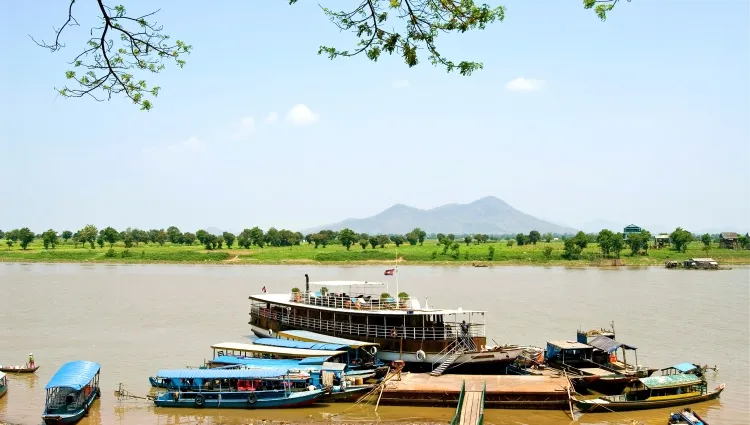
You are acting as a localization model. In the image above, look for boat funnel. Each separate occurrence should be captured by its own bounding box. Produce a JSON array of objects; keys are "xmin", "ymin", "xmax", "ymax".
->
[{"xmin": 305, "ymin": 274, "xmax": 310, "ymax": 293}]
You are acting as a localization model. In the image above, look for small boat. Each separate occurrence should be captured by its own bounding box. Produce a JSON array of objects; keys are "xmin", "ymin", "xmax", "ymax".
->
[
  {"xmin": 668, "ymin": 407, "xmax": 709, "ymax": 424},
  {"xmin": 151, "ymin": 367, "xmax": 326, "ymax": 408},
  {"xmin": 576, "ymin": 325, "xmax": 658, "ymax": 378},
  {"xmin": 0, "ymin": 364, "xmax": 40, "ymax": 373},
  {"xmin": 42, "ymin": 360, "xmax": 101, "ymax": 425},
  {"xmin": 572, "ymin": 374, "xmax": 725, "ymax": 413},
  {"xmin": 0, "ymin": 372, "xmax": 7, "ymax": 399},
  {"xmin": 545, "ymin": 340, "xmax": 636, "ymax": 395}
]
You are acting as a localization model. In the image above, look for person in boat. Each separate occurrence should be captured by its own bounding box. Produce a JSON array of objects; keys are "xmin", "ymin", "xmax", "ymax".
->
[{"xmin": 28, "ymin": 353, "xmax": 34, "ymax": 368}]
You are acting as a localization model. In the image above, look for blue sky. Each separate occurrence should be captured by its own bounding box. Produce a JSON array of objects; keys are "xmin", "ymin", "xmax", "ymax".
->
[{"xmin": 1, "ymin": 0, "xmax": 748, "ymax": 234}]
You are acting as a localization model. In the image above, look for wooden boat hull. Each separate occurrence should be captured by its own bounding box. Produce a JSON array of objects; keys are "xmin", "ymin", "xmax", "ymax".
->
[
  {"xmin": 574, "ymin": 388, "xmax": 724, "ymax": 413},
  {"xmin": 326, "ymin": 385, "xmax": 374, "ymax": 402},
  {"xmin": 669, "ymin": 408, "xmax": 709, "ymax": 424},
  {"xmin": 0, "ymin": 385, "xmax": 7, "ymax": 399},
  {"xmin": 0, "ymin": 365, "xmax": 40, "ymax": 373},
  {"xmin": 153, "ymin": 389, "xmax": 324, "ymax": 409}
]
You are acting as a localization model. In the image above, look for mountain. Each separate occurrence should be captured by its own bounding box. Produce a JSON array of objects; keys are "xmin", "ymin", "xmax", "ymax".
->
[{"xmin": 304, "ymin": 197, "xmax": 578, "ymax": 235}]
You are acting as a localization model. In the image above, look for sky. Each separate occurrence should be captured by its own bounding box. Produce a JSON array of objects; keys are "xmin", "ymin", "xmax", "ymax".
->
[{"xmin": 1, "ymin": 0, "xmax": 748, "ymax": 234}]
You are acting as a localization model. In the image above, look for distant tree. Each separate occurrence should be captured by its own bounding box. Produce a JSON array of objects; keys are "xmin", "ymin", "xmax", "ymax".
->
[
  {"xmin": 739, "ymin": 233, "xmax": 750, "ymax": 250},
  {"xmin": 359, "ymin": 238, "xmax": 368, "ymax": 249},
  {"xmin": 436, "ymin": 233, "xmax": 446, "ymax": 244},
  {"xmin": 542, "ymin": 232, "xmax": 554, "ymax": 243},
  {"xmin": 543, "ymin": 246, "xmax": 553, "ymax": 259},
  {"xmin": 338, "ymin": 228, "xmax": 358, "ymax": 250},
  {"xmin": 42, "ymin": 229, "xmax": 58, "ymax": 249},
  {"xmin": 0, "ymin": 230, "xmax": 4, "ymax": 239},
  {"xmin": 464, "ymin": 235, "xmax": 472, "ymax": 246},
  {"xmin": 249, "ymin": 227, "xmax": 265, "ymax": 247},
  {"xmin": 669, "ymin": 227, "xmax": 693, "ymax": 252},
  {"xmin": 78, "ymin": 225, "xmax": 98, "ymax": 249},
  {"xmin": 216, "ymin": 236, "xmax": 224, "ymax": 249},
  {"xmin": 563, "ymin": 239, "xmax": 582, "ymax": 260},
  {"xmin": 167, "ymin": 226, "xmax": 182, "ymax": 244},
  {"xmin": 572, "ymin": 231, "xmax": 588, "ymax": 250},
  {"xmin": 203, "ymin": 233, "xmax": 217, "ymax": 250},
  {"xmin": 391, "ymin": 235, "xmax": 405, "ymax": 247},
  {"xmin": 597, "ymin": 229, "xmax": 615, "ymax": 257},
  {"xmin": 405, "ymin": 231, "xmax": 419, "ymax": 246},
  {"xmin": 101, "ymin": 226, "xmax": 119, "ymax": 248},
  {"xmin": 701, "ymin": 233, "xmax": 711, "ymax": 248},
  {"xmin": 294, "ymin": 232, "xmax": 304, "ymax": 245},
  {"xmin": 17, "ymin": 227, "xmax": 35, "ymax": 250},
  {"xmin": 376, "ymin": 234, "xmax": 391, "ymax": 248},
  {"xmin": 447, "ymin": 234, "xmax": 455, "ymax": 241},
  {"xmin": 610, "ymin": 233, "xmax": 624, "ymax": 258},
  {"xmin": 148, "ymin": 229, "xmax": 160, "ymax": 244},
  {"xmin": 196, "ymin": 229, "xmax": 208, "ymax": 245},
  {"xmin": 411, "ymin": 228, "xmax": 427, "ymax": 245},
  {"xmin": 222, "ymin": 232, "xmax": 235, "ymax": 249},
  {"xmin": 96, "ymin": 236, "xmax": 105, "ymax": 248},
  {"xmin": 310, "ymin": 233, "xmax": 327, "ymax": 249},
  {"xmin": 487, "ymin": 245, "xmax": 495, "ymax": 260},
  {"xmin": 154, "ymin": 229, "xmax": 168, "ymax": 246},
  {"xmin": 626, "ymin": 232, "xmax": 650, "ymax": 256},
  {"xmin": 6, "ymin": 229, "xmax": 20, "ymax": 242},
  {"xmin": 182, "ymin": 232, "xmax": 196, "ymax": 246},
  {"xmin": 450, "ymin": 242, "xmax": 460, "ymax": 259},
  {"xmin": 507, "ymin": 239, "xmax": 515, "ymax": 247},
  {"xmin": 237, "ymin": 229, "xmax": 252, "ymax": 248},
  {"xmin": 265, "ymin": 227, "xmax": 281, "ymax": 247},
  {"xmin": 5, "ymin": 239, "xmax": 13, "ymax": 250},
  {"xmin": 123, "ymin": 231, "xmax": 134, "ymax": 248},
  {"xmin": 61, "ymin": 230, "xmax": 73, "ymax": 242},
  {"xmin": 131, "ymin": 229, "xmax": 149, "ymax": 245},
  {"xmin": 369, "ymin": 236, "xmax": 378, "ymax": 249},
  {"xmin": 304, "ymin": 233, "xmax": 313, "ymax": 245},
  {"xmin": 515, "ymin": 233, "xmax": 527, "ymax": 246},
  {"xmin": 528, "ymin": 230, "xmax": 541, "ymax": 245}
]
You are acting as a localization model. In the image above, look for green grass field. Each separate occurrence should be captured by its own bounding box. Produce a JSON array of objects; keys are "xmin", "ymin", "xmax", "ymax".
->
[{"xmin": 1, "ymin": 238, "xmax": 748, "ymax": 266}]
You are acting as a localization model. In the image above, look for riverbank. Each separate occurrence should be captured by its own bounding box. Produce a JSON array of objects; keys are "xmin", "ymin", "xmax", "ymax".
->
[{"xmin": 1, "ymin": 240, "xmax": 749, "ymax": 266}]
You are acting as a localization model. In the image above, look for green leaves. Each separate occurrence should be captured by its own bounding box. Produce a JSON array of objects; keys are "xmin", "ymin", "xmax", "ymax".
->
[
  {"xmin": 310, "ymin": 0, "xmax": 505, "ymax": 76},
  {"xmin": 583, "ymin": 0, "xmax": 630, "ymax": 21}
]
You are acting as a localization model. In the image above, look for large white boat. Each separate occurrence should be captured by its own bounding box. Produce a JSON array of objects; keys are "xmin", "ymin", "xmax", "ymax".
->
[{"xmin": 248, "ymin": 275, "xmax": 532, "ymax": 375}]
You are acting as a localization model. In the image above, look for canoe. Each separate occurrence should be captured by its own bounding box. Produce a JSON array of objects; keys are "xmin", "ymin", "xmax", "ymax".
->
[
  {"xmin": 0, "ymin": 364, "xmax": 40, "ymax": 373},
  {"xmin": 668, "ymin": 407, "xmax": 709, "ymax": 424}
]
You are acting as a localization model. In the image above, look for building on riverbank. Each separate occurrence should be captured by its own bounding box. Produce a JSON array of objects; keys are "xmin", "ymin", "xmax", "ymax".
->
[{"xmin": 719, "ymin": 232, "xmax": 739, "ymax": 249}]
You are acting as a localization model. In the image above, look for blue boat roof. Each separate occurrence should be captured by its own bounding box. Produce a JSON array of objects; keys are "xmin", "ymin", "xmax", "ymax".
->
[
  {"xmin": 156, "ymin": 368, "xmax": 291, "ymax": 379},
  {"xmin": 671, "ymin": 362, "xmax": 698, "ymax": 373},
  {"xmin": 252, "ymin": 338, "xmax": 348, "ymax": 351},
  {"xmin": 45, "ymin": 361, "xmax": 101, "ymax": 390},
  {"xmin": 278, "ymin": 330, "xmax": 378, "ymax": 348}
]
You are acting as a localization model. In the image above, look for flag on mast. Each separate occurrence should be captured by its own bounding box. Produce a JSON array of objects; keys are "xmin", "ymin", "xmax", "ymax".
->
[
  {"xmin": 262, "ymin": 286, "xmax": 267, "ymax": 293},
  {"xmin": 384, "ymin": 269, "xmax": 395, "ymax": 276}
]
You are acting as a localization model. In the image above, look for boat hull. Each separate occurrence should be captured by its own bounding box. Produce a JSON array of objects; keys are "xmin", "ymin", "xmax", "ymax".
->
[
  {"xmin": 154, "ymin": 390, "xmax": 324, "ymax": 409},
  {"xmin": 1, "ymin": 365, "xmax": 40, "ymax": 373},
  {"xmin": 0, "ymin": 386, "xmax": 6, "ymax": 399},
  {"xmin": 574, "ymin": 389, "xmax": 724, "ymax": 413},
  {"xmin": 326, "ymin": 385, "xmax": 374, "ymax": 402},
  {"xmin": 42, "ymin": 396, "xmax": 99, "ymax": 425}
]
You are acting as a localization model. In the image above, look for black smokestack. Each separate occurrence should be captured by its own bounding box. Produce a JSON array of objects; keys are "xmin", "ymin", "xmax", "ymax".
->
[{"xmin": 305, "ymin": 274, "xmax": 309, "ymax": 293}]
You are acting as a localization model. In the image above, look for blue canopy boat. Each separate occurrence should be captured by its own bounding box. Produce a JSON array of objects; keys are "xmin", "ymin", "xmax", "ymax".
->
[
  {"xmin": 151, "ymin": 368, "xmax": 326, "ymax": 409},
  {"xmin": 0, "ymin": 372, "xmax": 7, "ymax": 399},
  {"xmin": 42, "ymin": 361, "xmax": 101, "ymax": 425},
  {"xmin": 265, "ymin": 330, "xmax": 386, "ymax": 371}
]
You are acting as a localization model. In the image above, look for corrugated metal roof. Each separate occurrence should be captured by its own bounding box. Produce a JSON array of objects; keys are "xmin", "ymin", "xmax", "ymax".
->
[
  {"xmin": 211, "ymin": 342, "xmax": 345, "ymax": 358},
  {"xmin": 45, "ymin": 361, "xmax": 101, "ymax": 390},
  {"xmin": 671, "ymin": 362, "xmax": 698, "ymax": 373},
  {"xmin": 210, "ymin": 356, "xmax": 346, "ymax": 372},
  {"xmin": 156, "ymin": 368, "xmax": 291, "ymax": 379},
  {"xmin": 278, "ymin": 330, "xmax": 379, "ymax": 348},
  {"xmin": 587, "ymin": 335, "xmax": 622, "ymax": 353},
  {"xmin": 252, "ymin": 338, "xmax": 348, "ymax": 351},
  {"xmin": 547, "ymin": 340, "xmax": 591, "ymax": 350},
  {"xmin": 639, "ymin": 374, "xmax": 702, "ymax": 389}
]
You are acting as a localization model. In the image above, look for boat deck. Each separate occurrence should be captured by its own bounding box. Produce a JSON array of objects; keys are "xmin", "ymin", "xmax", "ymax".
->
[
  {"xmin": 379, "ymin": 373, "xmax": 569, "ymax": 409},
  {"xmin": 579, "ymin": 367, "xmax": 616, "ymax": 376}
]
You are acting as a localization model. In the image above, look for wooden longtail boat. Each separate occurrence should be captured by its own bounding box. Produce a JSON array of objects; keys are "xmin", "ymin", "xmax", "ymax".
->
[
  {"xmin": 572, "ymin": 374, "xmax": 725, "ymax": 413},
  {"xmin": 668, "ymin": 407, "xmax": 709, "ymax": 424},
  {"xmin": 0, "ymin": 364, "xmax": 40, "ymax": 373}
]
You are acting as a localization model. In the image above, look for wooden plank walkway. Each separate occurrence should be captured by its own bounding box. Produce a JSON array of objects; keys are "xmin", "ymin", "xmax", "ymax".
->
[{"xmin": 459, "ymin": 391, "xmax": 483, "ymax": 425}]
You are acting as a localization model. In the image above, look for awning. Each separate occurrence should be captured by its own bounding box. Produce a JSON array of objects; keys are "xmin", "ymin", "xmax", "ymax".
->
[{"xmin": 639, "ymin": 374, "xmax": 702, "ymax": 389}]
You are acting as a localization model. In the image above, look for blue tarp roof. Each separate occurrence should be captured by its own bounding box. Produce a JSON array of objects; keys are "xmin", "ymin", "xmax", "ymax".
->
[
  {"xmin": 156, "ymin": 368, "xmax": 290, "ymax": 379},
  {"xmin": 297, "ymin": 356, "xmax": 333, "ymax": 365},
  {"xmin": 211, "ymin": 356, "xmax": 347, "ymax": 372},
  {"xmin": 278, "ymin": 330, "xmax": 378, "ymax": 348},
  {"xmin": 252, "ymin": 338, "xmax": 348, "ymax": 351},
  {"xmin": 671, "ymin": 362, "xmax": 698, "ymax": 373},
  {"xmin": 45, "ymin": 361, "xmax": 101, "ymax": 390}
]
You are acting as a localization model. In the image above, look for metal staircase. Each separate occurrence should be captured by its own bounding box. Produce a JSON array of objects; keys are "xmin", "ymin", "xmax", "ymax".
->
[{"xmin": 431, "ymin": 336, "xmax": 476, "ymax": 376}]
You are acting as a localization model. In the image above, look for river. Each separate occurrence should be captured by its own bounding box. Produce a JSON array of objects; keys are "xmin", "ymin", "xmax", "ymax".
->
[{"xmin": 0, "ymin": 263, "xmax": 747, "ymax": 425}]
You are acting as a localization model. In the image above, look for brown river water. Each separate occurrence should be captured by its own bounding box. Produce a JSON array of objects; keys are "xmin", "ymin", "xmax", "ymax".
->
[{"xmin": 0, "ymin": 263, "xmax": 747, "ymax": 425}]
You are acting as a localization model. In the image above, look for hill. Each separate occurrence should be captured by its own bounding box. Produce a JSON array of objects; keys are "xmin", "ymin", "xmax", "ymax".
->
[{"xmin": 304, "ymin": 196, "xmax": 578, "ymax": 235}]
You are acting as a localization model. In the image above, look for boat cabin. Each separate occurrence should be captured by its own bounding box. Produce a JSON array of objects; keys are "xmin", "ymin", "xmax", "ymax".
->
[
  {"xmin": 43, "ymin": 361, "xmax": 101, "ymax": 424},
  {"xmin": 661, "ymin": 363, "xmax": 702, "ymax": 377},
  {"xmin": 209, "ymin": 342, "xmax": 348, "ymax": 364},
  {"xmin": 606, "ymin": 374, "xmax": 707, "ymax": 402},
  {"xmin": 545, "ymin": 340, "xmax": 594, "ymax": 366},
  {"xmin": 273, "ymin": 330, "xmax": 382, "ymax": 367},
  {"xmin": 249, "ymin": 279, "xmax": 487, "ymax": 356}
]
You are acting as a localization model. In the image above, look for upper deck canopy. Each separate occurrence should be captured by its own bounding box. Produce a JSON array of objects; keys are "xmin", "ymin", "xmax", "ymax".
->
[
  {"xmin": 666, "ymin": 362, "xmax": 699, "ymax": 373},
  {"xmin": 211, "ymin": 342, "xmax": 346, "ymax": 358},
  {"xmin": 638, "ymin": 374, "xmax": 702, "ymax": 389},
  {"xmin": 211, "ymin": 356, "xmax": 344, "ymax": 370},
  {"xmin": 277, "ymin": 330, "xmax": 379, "ymax": 348},
  {"xmin": 310, "ymin": 281, "xmax": 386, "ymax": 287},
  {"xmin": 587, "ymin": 335, "xmax": 637, "ymax": 353},
  {"xmin": 249, "ymin": 293, "xmax": 485, "ymax": 316},
  {"xmin": 251, "ymin": 337, "xmax": 349, "ymax": 351},
  {"xmin": 156, "ymin": 368, "xmax": 291, "ymax": 380},
  {"xmin": 45, "ymin": 360, "xmax": 101, "ymax": 390}
]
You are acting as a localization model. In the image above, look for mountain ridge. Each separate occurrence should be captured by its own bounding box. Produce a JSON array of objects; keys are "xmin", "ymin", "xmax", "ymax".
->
[{"xmin": 303, "ymin": 196, "xmax": 579, "ymax": 235}]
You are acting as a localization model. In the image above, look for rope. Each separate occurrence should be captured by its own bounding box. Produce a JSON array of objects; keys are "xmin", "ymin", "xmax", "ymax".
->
[{"xmin": 334, "ymin": 365, "xmax": 403, "ymax": 416}]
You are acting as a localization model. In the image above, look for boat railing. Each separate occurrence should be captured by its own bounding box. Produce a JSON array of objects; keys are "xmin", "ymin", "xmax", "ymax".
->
[
  {"xmin": 290, "ymin": 291, "xmax": 423, "ymax": 311},
  {"xmin": 255, "ymin": 307, "xmax": 485, "ymax": 340}
]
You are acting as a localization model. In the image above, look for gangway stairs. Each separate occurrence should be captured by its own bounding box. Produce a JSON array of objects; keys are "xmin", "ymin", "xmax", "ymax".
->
[
  {"xmin": 450, "ymin": 380, "xmax": 486, "ymax": 425},
  {"xmin": 430, "ymin": 336, "xmax": 476, "ymax": 376}
]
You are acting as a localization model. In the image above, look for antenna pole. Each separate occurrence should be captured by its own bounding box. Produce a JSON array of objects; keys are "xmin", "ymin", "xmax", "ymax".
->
[{"xmin": 395, "ymin": 246, "xmax": 399, "ymax": 299}]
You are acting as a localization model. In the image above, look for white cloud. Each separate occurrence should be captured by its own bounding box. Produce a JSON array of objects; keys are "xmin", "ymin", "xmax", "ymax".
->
[
  {"xmin": 506, "ymin": 77, "xmax": 546, "ymax": 91},
  {"xmin": 265, "ymin": 112, "xmax": 279, "ymax": 124},
  {"xmin": 285, "ymin": 104, "xmax": 320, "ymax": 126},
  {"xmin": 230, "ymin": 116, "xmax": 256, "ymax": 140},
  {"xmin": 392, "ymin": 79, "xmax": 411, "ymax": 89}
]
